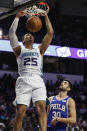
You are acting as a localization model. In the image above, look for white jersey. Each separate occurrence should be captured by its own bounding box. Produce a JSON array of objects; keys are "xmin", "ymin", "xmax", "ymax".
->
[{"xmin": 17, "ymin": 47, "xmax": 43, "ymax": 76}]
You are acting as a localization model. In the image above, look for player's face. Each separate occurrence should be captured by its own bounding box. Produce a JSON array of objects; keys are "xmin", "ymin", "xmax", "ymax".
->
[
  {"xmin": 23, "ymin": 33, "xmax": 34, "ymax": 44},
  {"xmin": 59, "ymin": 80, "xmax": 70, "ymax": 91}
]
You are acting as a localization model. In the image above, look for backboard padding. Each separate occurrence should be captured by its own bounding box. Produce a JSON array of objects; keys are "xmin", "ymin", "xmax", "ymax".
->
[{"xmin": 0, "ymin": 0, "xmax": 45, "ymax": 20}]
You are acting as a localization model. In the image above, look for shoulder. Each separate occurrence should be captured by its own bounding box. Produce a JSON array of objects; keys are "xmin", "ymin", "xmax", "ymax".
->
[
  {"xmin": 36, "ymin": 46, "xmax": 40, "ymax": 50},
  {"xmin": 48, "ymin": 96, "xmax": 54, "ymax": 102},
  {"xmin": 67, "ymin": 97, "xmax": 76, "ymax": 107},
  {"xmin": 46, "ymin": 96, "xmax": 54, "ymax": 106},
  {"xmin": 34, "ymin": 46, "xmax": 40, "ymax": 52},
  {"xmin": 68, "ymin": 97, "xmax": 75, "ymax": 103},
  {"xmin": 38, "ymin": 44, "xmax": 44, "ymax": 56}
]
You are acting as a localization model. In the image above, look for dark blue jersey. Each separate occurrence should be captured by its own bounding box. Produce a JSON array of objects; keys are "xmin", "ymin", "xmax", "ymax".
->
[{"xmin": 47, "ymin": 96, "xmax": 70, "ymax": 131}]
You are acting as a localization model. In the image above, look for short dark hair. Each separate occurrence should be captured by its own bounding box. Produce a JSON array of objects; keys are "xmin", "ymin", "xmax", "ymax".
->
[{"xmin": 63, "ymin": 79, "xmax": 73, "ymax": 89}]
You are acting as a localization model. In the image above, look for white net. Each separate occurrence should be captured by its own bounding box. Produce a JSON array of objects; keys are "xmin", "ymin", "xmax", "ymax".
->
[
  {"xmin": 24, "ymin": 2, "xmax": 49, "ymax": 18},
  {"xmin": 24, "ymin": 5, "xmax": 45, "ymax": 17}
]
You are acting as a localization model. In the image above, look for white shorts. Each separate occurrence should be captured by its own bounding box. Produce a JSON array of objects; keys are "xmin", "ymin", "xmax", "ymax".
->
[{"xmin": 13, "ymin": 74, "xmax": 47, "ymax": 107}]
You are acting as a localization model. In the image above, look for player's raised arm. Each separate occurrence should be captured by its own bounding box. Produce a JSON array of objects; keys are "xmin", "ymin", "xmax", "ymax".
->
[
  {"xmin": 9, "ymin": 11, "xmax": 25, "ymax": 57},
  {"xmin": 39, "ymin": 12, "xmax": 54, "ymax": 55},
  {"xmin": 67, "ymin": 98, "xmax": 76, "ymax": 124}
]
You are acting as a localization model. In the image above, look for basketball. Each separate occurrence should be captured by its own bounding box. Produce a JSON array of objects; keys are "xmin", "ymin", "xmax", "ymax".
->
[{"xmin": 26, "ymin": 16, "xmax": 42, "ymax": 32}]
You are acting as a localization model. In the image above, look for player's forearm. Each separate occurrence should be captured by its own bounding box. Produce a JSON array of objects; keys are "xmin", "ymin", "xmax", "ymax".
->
[
  {"xmin": 9, "ymin": 17, "xmax": 20, "ymax": 49},
  {"xmin": 9, "ymin": 17, "xmax": 19, "ymax": 34},
  {"xmin": 45, "ymin": 15, "xmax": 53, "ymax": 35},
  {"xmin": 56, "ymin": 117, "xmax": 76, "ymax": 125}
]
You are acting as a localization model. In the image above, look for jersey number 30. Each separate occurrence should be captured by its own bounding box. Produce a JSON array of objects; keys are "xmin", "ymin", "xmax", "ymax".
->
[
  {"xmin": 24, "ymin": 58, "xmax": 37, "ymax": 66},
  {"xmin": 52, "ymin": 111, "xmax": 61, "ymax": 119}
]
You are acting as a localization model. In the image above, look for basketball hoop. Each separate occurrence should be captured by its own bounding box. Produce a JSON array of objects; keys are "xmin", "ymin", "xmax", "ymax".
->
[{"xmin": 24, "ymin": 2, "xmax": 50, "ymax": 18}]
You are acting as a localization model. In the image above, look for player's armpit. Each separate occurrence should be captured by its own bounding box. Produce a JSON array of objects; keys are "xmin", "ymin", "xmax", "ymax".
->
[
  {"xmin": 48, "ymin": 96, "xmax": 53, "ymax": 102},
  {"xmin": 13, "ymin": 46, "xmax": 21, "ymax": 57}
]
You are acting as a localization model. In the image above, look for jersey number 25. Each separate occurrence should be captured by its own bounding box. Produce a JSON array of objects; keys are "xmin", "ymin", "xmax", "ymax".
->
[{"xmin": 24, "ymin": 57, "xmax": 37, "ymax": 66}]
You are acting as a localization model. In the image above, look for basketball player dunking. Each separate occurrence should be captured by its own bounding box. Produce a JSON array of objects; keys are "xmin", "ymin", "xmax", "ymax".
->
[
  {"xmin": 9, "ymin": 11, "xmax": 53, "ymax": 131},
  {"xmin": 47, "ymin": 79, "xmax": 76, "ymax": 131}
]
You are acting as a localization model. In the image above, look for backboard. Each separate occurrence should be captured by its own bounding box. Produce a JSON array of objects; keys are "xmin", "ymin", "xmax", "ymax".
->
[{"xmin": 0, "ymin": 0, "xmax": 45, "ymax": 20}]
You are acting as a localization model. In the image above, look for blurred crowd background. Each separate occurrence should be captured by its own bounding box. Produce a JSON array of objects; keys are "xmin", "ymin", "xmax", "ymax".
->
[{"xmin": 0, "ymin": 73, "xmax": 87, "ymax": 131}]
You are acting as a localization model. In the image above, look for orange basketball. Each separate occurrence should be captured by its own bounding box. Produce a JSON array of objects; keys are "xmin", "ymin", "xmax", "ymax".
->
[{"xmin": 26, "ymin": 16, "xmax": 42, "ymax": 32}]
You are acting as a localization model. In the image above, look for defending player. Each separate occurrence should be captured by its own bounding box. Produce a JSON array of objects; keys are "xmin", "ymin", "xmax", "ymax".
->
[
  {"xmin": 47, "ymin": 79, "xmax": 76, "ymax": 131},
  {"xmin": 9, "ymin": 11, "xmax": 53, "ymax": 131}
]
